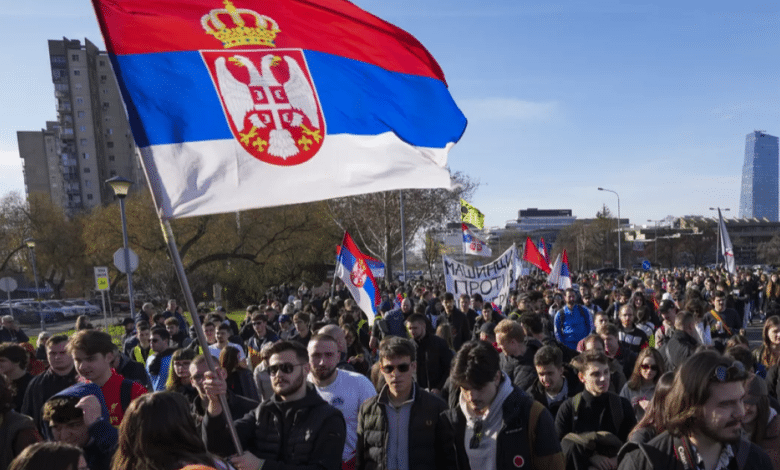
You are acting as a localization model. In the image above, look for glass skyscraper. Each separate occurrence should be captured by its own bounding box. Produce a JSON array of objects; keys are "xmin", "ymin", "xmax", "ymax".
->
[{"xmin": 739, "ymin": 131, "xmax": 779, "ymax": 221}]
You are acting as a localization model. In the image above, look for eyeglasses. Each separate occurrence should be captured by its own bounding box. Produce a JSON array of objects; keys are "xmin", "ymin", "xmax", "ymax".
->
[
  {"xmin": 252, "ymin": 321, "xmax": 266, "ymax": 325},
  {"xmin": 712, "ymin": 361, "xmax": 746, "ymax": 382},
  {"xmin": 381, "ymin": 363, "xmax": 411, "ymax": 374},
  {"xmin": 469, "ymin": 419, "xmax": 484, "ymax": 449},
  {"xmin": 267, "ymin": 362, "xmax": 305, "ymax": 375},
  {"xmin": 640, "ymin": 364, "xmax": 659, "ymax": 371}
]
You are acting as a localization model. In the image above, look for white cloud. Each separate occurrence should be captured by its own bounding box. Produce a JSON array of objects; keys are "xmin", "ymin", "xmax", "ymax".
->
[{"xmin": 459, "ymin": 98, "xmax": 559, "ymax": 121}]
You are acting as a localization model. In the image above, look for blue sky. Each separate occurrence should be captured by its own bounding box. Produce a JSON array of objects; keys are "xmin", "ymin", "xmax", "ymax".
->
[{"xmin": 1, "ymin": 0, "xmax": 778, "ymax": 228}]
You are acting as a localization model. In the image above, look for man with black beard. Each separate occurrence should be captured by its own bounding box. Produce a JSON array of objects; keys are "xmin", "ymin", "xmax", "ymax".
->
[
  {"xmin": 203, "ymin": 340, "xmax": 346, "ymax": 469},
  {"xmin": 308, "ymin": 334, "xmax": 376, "ymax": 468}
]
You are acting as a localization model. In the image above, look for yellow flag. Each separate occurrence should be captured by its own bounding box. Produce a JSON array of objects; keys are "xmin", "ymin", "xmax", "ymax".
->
[{"xmin": 460, "ymin": 199, "xmax": 485, "ymax": 229}]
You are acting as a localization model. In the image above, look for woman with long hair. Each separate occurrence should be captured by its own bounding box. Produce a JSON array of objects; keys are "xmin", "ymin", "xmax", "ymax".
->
[
  {"xmin": 220, "ymin": 346, "xmax": 259, "ymax": 401},
  {"xmin": 628, "ymin": 371, "xmax": 674, "ymax": 444},
  {"xmin": 765, "ymin": 273, "xmax": 780, "ymax": 314},
  {"xmin": 341, "ymin": 324, "xmax": 371, "ymax": 376},
  {"xmin": 742, "ymin": 374, "xmax": 780, "ymax": 469},
  {"xmin": 112, "ymin": 392, "xmax": 232, "ymax": 470},
  {"xmin": 620, "ymin": 347, "xmax": 666, "ymax": 421},
  {"xmin": 165, "ymin": 348, "xmax": 197, "ymax": 402},
  {"xmin": 754, "ymin": 316, "xmax": 780, "ymax": 369}
]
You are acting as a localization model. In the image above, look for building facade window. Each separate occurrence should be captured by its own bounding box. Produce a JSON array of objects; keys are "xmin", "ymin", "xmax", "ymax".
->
[
  {"xmin": 87, "ymin": 194, "xmax": 93, "ymax": 200},
  {"xmin": 84, "ymin": 168, "xmax": 90, "ymax": 173},
  {"xmin": 71, "ymin": 54, "xmax": 80, "ymax": 61},
  {"xmin": 73, "ymin": 70, "xmax": 80, "ymax": 76}
]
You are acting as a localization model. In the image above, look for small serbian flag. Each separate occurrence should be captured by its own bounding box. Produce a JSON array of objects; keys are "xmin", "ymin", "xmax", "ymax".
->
[
  {"xmin": 462, "ymin": 224, "xmax": 492, "ymax": 257},
  {"xmin": 91, "ymin": 0, "xmax": 467, "ymax": 219},
  {"xmin": 559, "ymin": 249, "xmax": 572, "ymax": 289},
  {"xmin": 335, "ymin": 232, "xmax": 380, "ymax": 325},
  {"xmin": 336, "ymin": 245, "xmax": 385, "ymax": 278},
  {"xmin": 538, "ymin": 237, "xmax": 551, "ymax": 267}
]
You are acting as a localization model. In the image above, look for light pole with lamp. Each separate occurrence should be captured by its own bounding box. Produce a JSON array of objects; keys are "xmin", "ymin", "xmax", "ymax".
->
[
  {"xmin": 709, "ymin": 207, "xmax": 730, "ymax": 266},
  {"xmin": 106, "ymin": 176, "xmax": 136, "ymax": 320},
  {"xmin": 598, "ymin": 187, "xmax": 622, "ymax": 270},
  {"xmin": 24, "ymin": 238, "xmax": 44, "ymax": 332}
]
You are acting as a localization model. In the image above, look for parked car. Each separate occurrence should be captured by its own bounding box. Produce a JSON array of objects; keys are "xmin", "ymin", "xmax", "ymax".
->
[
  {"xmin": 1, "ymin": 304, "xmax": 58, "ymax": 324},
  {"xmin": 41, "ymin": 300, "xmax": 80, "ymax": 320},
  {"xmin": 68, "ymin": 299, "xmax": 102, "ymax": 316}
]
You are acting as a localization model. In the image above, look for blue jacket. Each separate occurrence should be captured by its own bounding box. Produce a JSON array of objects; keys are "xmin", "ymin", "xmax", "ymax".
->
[
  {"xmin": 554, "ymin": 305, "xmax": 593, "ymax": 350},
  {"xmin": 52, "ymin": 383, "xmax": 118, "ymax": 470}
]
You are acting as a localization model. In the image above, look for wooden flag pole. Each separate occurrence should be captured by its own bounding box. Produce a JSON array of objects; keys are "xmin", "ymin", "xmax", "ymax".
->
[{"xmin": 159, "ymin": 218, "xmax": 243, "ymax": 456}]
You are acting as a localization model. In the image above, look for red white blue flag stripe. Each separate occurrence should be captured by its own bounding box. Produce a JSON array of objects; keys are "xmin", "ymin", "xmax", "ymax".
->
[{"xmin": 91, "ymin": 0, "xmax": 467, "ymax": 218}]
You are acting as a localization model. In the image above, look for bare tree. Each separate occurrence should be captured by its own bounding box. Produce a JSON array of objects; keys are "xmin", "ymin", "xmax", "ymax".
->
[{"xmin": 327, "ymin": 171, "xmax": 477, "ymax": 284}]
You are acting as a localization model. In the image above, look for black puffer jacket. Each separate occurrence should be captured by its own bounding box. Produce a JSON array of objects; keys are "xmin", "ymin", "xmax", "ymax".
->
[
  {"xmin": 618, "ymin": 431, "xmax": 772, "ymax": 470},
  {"xmin": 204, "ymin": 385, "xmax": 345, "ymax": 470},
  {"xmin": 356, "ymin": 383, "xmax": 457, "ymax": 470}
]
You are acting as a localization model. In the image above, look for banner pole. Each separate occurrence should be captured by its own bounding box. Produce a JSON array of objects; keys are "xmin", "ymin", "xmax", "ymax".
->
[{"xmin": 159, "ymin": 218, "xmax": 243, "ymax": 456}]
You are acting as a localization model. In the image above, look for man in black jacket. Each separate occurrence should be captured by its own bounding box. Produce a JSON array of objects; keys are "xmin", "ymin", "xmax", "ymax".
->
[
  {"xmin": 406, "ymin": 314, "xmax": 452, "ymax": 394},
  {"xmin": 527, "ymin": 345, "xmax": 582, "ymax": 419},
  {"xmin": 202, "ymin": 340, "xmax": 345, "ymax": 469},
  {"xmin": 445, "ymin": 340, "xmax": 564, "ymax": 470},
  {"xmin": 618, "ymin": 351, "xmax": 772, "ymax": 469},
  {"xmin": 441, "ymin": 292, "xmax": 472, "ymax": 350},
  {"xmin": 189, "ymin": 354, "xmax": 257, "ymax": 427},
  {"xmin": 661, "ymin": 312, "xmax": 698, "ymax": 371},
  {"xmin": 21, "ymin": 335, "xmax": 78, "ymax": 435},
  {"xmin": 494, "ymin": 319, "xmax": 537, "ymax": 390},
  {"xmin": 356, "ymin": 336, "xmax": 456, "ymax": 470}
]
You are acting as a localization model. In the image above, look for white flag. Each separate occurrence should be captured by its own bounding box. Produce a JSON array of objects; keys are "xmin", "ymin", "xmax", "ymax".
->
[{"xmin": 718, "ymin": 209, "xmax": 736, "ymax": 275}]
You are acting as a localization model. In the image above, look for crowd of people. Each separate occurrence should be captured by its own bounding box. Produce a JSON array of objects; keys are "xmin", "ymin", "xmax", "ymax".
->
[{"xmin": 1, "ymin": 266, "xmax": 780, "ymax": 470}]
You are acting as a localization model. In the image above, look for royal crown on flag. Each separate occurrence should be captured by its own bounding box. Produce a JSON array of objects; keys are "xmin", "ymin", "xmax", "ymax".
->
[{"xmin": 202, "ymin": 0, "xmax": 280, "ymax": 48}]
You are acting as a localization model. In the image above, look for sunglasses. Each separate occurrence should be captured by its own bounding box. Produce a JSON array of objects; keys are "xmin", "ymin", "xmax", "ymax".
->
[
  {"xmin": 469, "ymin": 419, "xmax": 484, "ymax": 449},
  {"xmin": 381, "ymin": 363, "xmax": 411, "ymax": 374},
  {"xmin": 268, "ymin": 362, "xmax": 305, "ymax": 375},
  {"xmin": 640, "ymin": 364, "xmax": 659, "ymax": 371}
]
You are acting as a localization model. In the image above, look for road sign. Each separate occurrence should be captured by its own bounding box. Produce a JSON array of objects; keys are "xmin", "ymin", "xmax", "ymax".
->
[
  {"xmin": 642, "ymin": 260, "xmax": 651, "ymax": 271},
  {"xmin": 113, "ymin": 248, "xmax": 139, "ymax": 274},
  {"xmin": 0, "ymin": 277, "xmax": 17, "ymax": 293},
  {"xmin": 94, "ymin": 266, "xmax": 110, "ymax": 291}
]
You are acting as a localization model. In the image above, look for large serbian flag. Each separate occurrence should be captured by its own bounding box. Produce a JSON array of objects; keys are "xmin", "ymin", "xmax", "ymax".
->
[
  {"xmin": 91, "ymin": 0, "xmax": 467, "ymax": 219},
  {"xmin": 335, "ymin": 232, "xmax": 381, "ymax": 325}
]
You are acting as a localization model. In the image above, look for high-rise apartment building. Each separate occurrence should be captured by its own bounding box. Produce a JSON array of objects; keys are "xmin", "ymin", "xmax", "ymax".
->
[
  {"xmin": 739, "ymin": 131, "xmax": 779, "ymax": 221},
  {"xmin": 17, "ymin": 38, "xmax": 142, "ymax": 214}
]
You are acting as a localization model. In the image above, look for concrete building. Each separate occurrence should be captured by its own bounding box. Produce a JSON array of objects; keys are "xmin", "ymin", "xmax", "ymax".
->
[
  {"xmin": 17, "ymin": 38, "xmax": 142, "ymax": 214},
  {"xmin": 739, "ymin": 131, "xmax": 779, "ymax": 221}
]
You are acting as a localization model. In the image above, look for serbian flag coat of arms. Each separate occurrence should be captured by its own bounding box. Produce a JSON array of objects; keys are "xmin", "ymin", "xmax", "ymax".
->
[
  {"xmin": 91, "ymin": 0, "xmax": 467, "ymax": 219},
  {"xmin": 462, "ymin": 224, "xmax": 492, "ymax": 257},
  {"xmin": 335, "ymin": 232, "xmax": 381, "ymax": 325}
]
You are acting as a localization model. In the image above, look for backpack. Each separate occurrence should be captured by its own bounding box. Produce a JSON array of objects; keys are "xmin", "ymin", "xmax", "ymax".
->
[{"xmin": 120, "ymin": 379, "xmax": 134, "ymax": 413}]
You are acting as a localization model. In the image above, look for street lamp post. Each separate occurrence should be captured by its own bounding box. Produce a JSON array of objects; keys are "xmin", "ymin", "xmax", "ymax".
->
[
  {"xmin": 708, "ymin": 207, "xmax": 730, "ymax": 266},
  {"xmin": 24, "ymin": 239, "xmax": 44, "ymax": 332},
  {"xmin": 106, "ymin": 176, "xmax": 136, "ymax": 319},
  {"xmin": 598, "ymin": 187, "xmax": 622, "ymax": 270}
]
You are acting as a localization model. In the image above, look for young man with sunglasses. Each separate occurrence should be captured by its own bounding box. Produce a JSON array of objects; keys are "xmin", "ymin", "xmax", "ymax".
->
[
  {"xmin": 356, "ymin": 336, "xmax": 457, "ymax": 470},
  {"xmin": 445, "ymin": 340, "xmax": 564, "ymax": 470},
  {"xmin": 618, "ymin": 351, "xmax": 772, "ymax": 470},
  {"xmin": 203, "ymin": 340, "xmax": 345, "ymax": 470}
]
